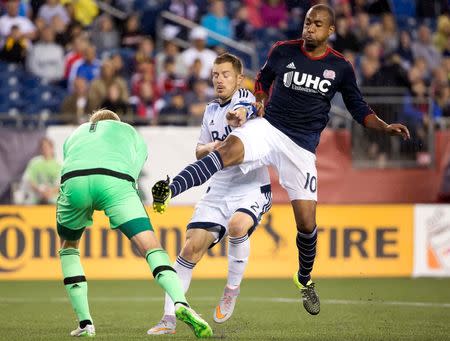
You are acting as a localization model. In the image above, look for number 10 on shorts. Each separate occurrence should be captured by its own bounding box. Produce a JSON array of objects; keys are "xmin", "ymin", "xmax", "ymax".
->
[{"xmin": 304, "ymin": 172, "xmax": 317, "ymax": 193}]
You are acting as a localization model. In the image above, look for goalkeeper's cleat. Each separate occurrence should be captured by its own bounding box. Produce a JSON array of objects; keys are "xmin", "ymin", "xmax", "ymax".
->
[
  {"xmin": 213, "ymin": 286, "xmax": 239, "ymax": 324},
  {"xmin": 70, "ymin": 324, "xmax": 95, "ymax": 337},
  {"xmin": 175, "ymin": 303, "xmax": 213, "ymax": 338},
  {"xmin": 293, "ymin": 273, "xmax": 320, "ymax": 315},
  {"xmin": 147, "ymin": 315, "xmax": 176, "ymax": 335},
  {"xmin": 152, "ymin": 176, "xmax": 171, "ymax": 213}
]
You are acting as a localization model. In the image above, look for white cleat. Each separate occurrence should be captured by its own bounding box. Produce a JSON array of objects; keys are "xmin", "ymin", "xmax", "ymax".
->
[
  {"xmin": 70, "ymin": 324, "xmax": 95, "ymax": 337},
  {"xmin": 213, "ymin": 286, "xmax": 240, "ymax": 323},
  {"xmin": 147, "ymin": 315, "xmax": 176, "ymax": 335}
]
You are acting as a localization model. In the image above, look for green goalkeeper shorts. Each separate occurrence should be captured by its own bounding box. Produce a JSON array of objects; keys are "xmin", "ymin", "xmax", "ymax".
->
[{"xmin": 56, "ymin": 173, "xmax": 152, "ymax": 241}]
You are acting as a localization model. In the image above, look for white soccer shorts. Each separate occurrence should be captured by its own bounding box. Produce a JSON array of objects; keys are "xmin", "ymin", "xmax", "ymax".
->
[
  {"xmin": 187, "ymin": 184, "xmax": 272, "ymax": 246},
  {"xmin": 230, "ymin": 117, "xmax": 318, "ymax": 201}
]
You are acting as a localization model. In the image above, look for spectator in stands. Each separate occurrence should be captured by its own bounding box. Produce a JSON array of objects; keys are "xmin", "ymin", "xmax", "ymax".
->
[
  {"xmin": 232, "ymin": 5, "xmax": 254, "ymax": 42},
  {"xmin": 201, "ymin": 0, "xmax": 232, "ymax": 47},
  {"xmin": 0, "ymin": 24, "xmax": 27, "ymax": 64},
  {"xmin": 157, "ymin": 56, "xmax": 187, "ymax": 95},
  {"xmin": 332, "ymin": 15, "xmax": 360, "ymax": 53},
  {"xmin": 180, "ymin": 27, "xmax": 217, "ymax": 79},
  {"xmin": 121, "ymin": 13, "xmax": 145, "ymax": 50},
  {"xmin": 245, "ymin": 0, "xmax": 263, "ymax": 29},
  {"xmin": 61, "ymin": 77, "xmax": 95, "ymax": 123},
  {"xmin": 60, "ymin": 0, "xmax": 99, "ymax": 27},
  {"xmin": 169, "ymin": 0, "xmax": 199, "ymax": 22},
  {"xmin": 363, "ymin": 40, "xmax": 382, "ymax": 65},
  {"xmin": 412, "ymin": 25, "xmax": 442, "ymax": 73},
  {"xmin": 135, "ymin": 36, "xmax": 154, "ymax": 66},
  {"xmin": 0, "ymin": 0, "xmax": 36, "ymax": 45},
  {"xmin": 185, "ymin": 79, "xmax": 213, "ymax": 124},
  {"xmin": 381, "ymin": 13, "xmax": 398, "ymax": 55},
  {"xmin": 432, "ymin": 81, "xmax": 450, "ymax": 119},
  {"xmin": 397, "ymin": 31, "xmax": 415, "ymax": 70},
  {"xmin": 186, "ymin": 58, "xmax": 205, "ymax": 89},
  {"xmin": 401, "ymin": 81, "xmax": 429, "ymax": 152},
  {"xmin": 90, "ymin": 59, "xmax": 129, "ymax": 110},
  {"xmin": 51, "ymin": 14, "xmax": 70, "ymax": 47},
  {"xmin": 37, "ymin": 0, "xmax": 70, "ymax": 25},
  {"xmin": 91, "ymin": 14, "xmax": 120, "ymax": 54},
  {"xmin": 134, "ymin": 82, "xmax": 158, "ymax": 125},
  {"xmin": 68, "ymin": 43, "xmax": 101, "ymax": 90},
  {"xmin": 27, "ymin": 26, "xmax": 65, "ymax": 82},
  {"xmin": 353, "ymin": 11, "xmax": 370, "ymax": 46},
  {"xmin": 156, "ymin": 41, "xmax": 185, "ymax": 78},
  {"xmin": 434, "ymin": 15, "xmax": 450, "ymax": 53},
  {"xmin": 260, "ymin": 0, "xmax": 288, "ymax": 30},
  {"xmin": 360, "ymin": 57, "xmax": 381, "ymax": 86},
  {"xmin": 158, "ymin": 91, "xmax": 188, "ymax": 126},
  {"xmin": 64, "ymin": 35, "xmax": 87, "ymax": 80},
  {"xmin": 21, "ymin": 137, "xmax": 61, "ymax": 204},
  {"xmin": 100, "ymin": 83, "xmax": 129, "ymax": 116}
]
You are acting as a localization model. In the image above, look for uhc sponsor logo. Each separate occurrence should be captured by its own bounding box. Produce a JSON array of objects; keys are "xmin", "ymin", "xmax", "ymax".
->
[{"xmin": 283, "ymin": 71, "xmax": 332, "ymax": 93}]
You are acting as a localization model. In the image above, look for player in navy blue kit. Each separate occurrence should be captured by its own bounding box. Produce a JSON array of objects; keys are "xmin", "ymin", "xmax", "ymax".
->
[{"xmin": 152, "ymin": 4, "xmax": 410, "ymax": 316}]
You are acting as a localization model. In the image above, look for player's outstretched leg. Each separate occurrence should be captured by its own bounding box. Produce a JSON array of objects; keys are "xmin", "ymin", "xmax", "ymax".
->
[
  {"xmin": 175, "ymin": 303, "xmax": 213, "ymax": 338},
  {"xmin": 59, "ymin": 247, "xmax": 95, "ymax": 337},
  {"xmin": 152, "ymin": 151, "xmax": 224, "ymax": 213}
]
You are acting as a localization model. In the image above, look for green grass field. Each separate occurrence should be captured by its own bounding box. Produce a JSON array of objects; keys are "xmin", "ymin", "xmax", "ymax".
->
[{"xmin": 0, "ymin": 278, "xmax": 449, "ymax": 340}]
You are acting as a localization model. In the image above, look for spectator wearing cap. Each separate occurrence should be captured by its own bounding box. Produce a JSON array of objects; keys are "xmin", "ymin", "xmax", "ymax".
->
[
  {"xmin": 0, "ymin": 0, "xmax": 36, "ymax": 45},
  {"xmin": 180, "ymin": 27, "xmax": 217, "ymax": 79},
  {"xmin": 200, "ymin": 0, "xmax": 232, "ymax": 47}
]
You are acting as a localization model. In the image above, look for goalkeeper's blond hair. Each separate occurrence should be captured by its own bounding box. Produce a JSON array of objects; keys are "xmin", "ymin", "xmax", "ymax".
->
[{"xmin": 89, "ymin": 109, "xmax": 121, "ymax": 123}]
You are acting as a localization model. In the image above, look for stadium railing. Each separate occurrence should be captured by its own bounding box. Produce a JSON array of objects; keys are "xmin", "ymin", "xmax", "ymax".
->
[{"xmin": 333, "ymin": 87, "xmax": 436, "ymax": 169}]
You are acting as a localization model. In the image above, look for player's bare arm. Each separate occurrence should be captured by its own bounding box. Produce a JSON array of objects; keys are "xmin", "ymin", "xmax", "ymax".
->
[
  {"xmin": 195, "ymin": 141, "xmax": 222, "ymax": 159},
  {"xmin": 364, "ymin": 113, "xmax": 410, "ymax": 140}
]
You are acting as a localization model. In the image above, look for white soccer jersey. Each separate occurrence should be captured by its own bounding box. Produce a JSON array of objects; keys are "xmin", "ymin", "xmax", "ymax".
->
[{"xmin": 197, "ymin": 88, "xmax": 270, "ymax": 194}]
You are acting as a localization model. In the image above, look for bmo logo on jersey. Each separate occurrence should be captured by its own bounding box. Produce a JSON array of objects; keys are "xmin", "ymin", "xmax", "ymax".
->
[{"xmin": 283, "ymin": 71, "xmax": 332, "ymax": 93}]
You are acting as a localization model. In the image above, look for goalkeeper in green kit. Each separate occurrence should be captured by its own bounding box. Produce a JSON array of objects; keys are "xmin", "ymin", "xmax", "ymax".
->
[{"xmin": 56, "ymin": 109, "xmax": 213, "ymax": 338}]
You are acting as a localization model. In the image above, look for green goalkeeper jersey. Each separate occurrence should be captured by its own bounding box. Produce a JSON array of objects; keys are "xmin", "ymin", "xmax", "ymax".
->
[{"xmin": 61, "ymin": 120, "xmax": 147, "ymax": 180}]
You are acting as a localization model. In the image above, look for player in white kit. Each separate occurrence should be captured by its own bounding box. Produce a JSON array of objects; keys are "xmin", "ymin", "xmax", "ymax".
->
[{"xmin": 147, "ymin": 53, "xmax": 272, "ymax": 335}]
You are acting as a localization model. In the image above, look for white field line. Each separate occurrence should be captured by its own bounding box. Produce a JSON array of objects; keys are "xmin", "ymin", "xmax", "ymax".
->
[{"xmin": 0, "ymin": 296, "xmax": 449, "ymax": 308}]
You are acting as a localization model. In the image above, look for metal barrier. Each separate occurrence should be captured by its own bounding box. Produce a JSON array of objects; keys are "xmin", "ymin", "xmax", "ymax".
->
[{"xmin": 329, "ymin": 89, "xmax": 435, "ymax": 169}]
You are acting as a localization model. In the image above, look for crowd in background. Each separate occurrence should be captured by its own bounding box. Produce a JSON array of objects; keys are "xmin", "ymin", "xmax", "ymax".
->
[{"xmin": 0, "ymin": 0, "xmax": 449, "ymax": 131}]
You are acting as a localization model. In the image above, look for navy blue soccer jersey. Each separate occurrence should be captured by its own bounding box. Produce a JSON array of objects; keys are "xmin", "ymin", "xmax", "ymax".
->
[{"xmin": 255, "ymin": 39, "xmax": 374, "ymax": 153}]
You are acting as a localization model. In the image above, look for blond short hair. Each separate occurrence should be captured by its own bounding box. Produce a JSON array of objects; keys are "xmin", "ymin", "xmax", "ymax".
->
[{"xmin": 89, "ymin": 109, "xmax": 121, "ymax": 123}]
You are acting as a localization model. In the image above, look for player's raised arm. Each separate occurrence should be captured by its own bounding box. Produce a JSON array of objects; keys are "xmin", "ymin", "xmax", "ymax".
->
[{"xmin": 339, "ymin": 61, "xmax": 410, "ymax": 140}]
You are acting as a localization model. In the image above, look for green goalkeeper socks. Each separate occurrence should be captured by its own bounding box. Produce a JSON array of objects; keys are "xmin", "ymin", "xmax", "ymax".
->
[
  {"xmin": 59, "ymin": 248, "xmax": 92, "ymax": 324},
  {"xmin": 146, "ymin": 248, "xmax": 188, "ymax": 306}
]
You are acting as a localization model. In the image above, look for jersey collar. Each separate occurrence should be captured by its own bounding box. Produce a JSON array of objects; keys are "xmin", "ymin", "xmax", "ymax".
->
[{"xmin": 300, "ymin": 39, "xmax": 331, "ymax": 60}]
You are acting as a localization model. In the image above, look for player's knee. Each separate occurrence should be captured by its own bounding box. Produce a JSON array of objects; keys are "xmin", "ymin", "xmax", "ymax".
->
[
  {"xmin": 180, "ymin": 239, "xmax": 203, "ymax": 262},
  {"xmin": 217, "ymin": 136, "xmax": 244, "ymax": 167},
  {"xmin": 296, "ymin": 220, "xmax": 316, "ymax": 233},
  {"xmin": 228, "ymin": 223, "xmax": 248, "ymax": 238}
]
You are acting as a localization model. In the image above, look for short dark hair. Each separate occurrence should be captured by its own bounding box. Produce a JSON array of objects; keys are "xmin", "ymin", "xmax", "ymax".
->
[
  {"xmin": 214, "ymin": 53, "xmax": 243, "ymax": 74},
  {"xmin": 309, "ymin": 4, "xmax": 335, "ymax": 26}
]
